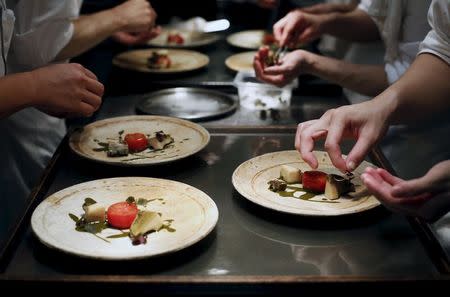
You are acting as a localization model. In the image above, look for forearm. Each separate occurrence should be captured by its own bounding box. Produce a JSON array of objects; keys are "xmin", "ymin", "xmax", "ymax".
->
[
  {"xmin": 305, "ymin": 52, "xmax": 388, "ymax": 96},
  {"xmin": 321, "ymin": 9, "xmax": 380, "ymax": 42},
  {"xmin": 0, "ymin": 72, "xmax": 36, "ymax": 118},
  {"xmin": 376, "ymin": 54, "xmax": 450, "ymax": 124},
  {"xmin": 55, "ymin": 9, "xmax": 124, "ymax": 61}
]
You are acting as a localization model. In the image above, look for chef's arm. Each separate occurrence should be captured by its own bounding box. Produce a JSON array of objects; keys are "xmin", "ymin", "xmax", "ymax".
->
[
  {"xmin": 0, "ymin": 72, "xmax": 34, "ymax": 118},
  {"xmin": 55, "ymin": 0, "xmax": 156, "ymax": 61}
]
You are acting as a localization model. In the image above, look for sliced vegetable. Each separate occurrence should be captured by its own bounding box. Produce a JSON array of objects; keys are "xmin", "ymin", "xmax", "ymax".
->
[
  {"xmin": 268, "ymin": 178, "xmax": 287, "ymax": 192},
  {"xmin": 124, "ymin": 133, "xmax": 148, "ymax": 153},
  {"xmin": 302, "ymin": 171, "xmax": 327, "ymax": 193},
  {"xmin": 280, "ymin": 165, "xmax": 302, "ymax": 184},
  {"xmin": 130, "ymin": 211, "xmax": 163, "ymax": 238},
  {"xmin": 107, "ymin": 201, "xmax": 138, "ymax": 229},
  {"xmin": 324, "ymin": 174, "xmax": 355, "ymax": 200},
  {"xmin": 84, "ymin": 203, "xmax": 106, "ymax": 223}
]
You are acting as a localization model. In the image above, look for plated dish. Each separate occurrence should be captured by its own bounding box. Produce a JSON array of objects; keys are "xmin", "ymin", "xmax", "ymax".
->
[
  {"xmin": 225, "ymin": 51, "xmax": 256, "ymax": 72},
  {"xmin": 112, "ymin": 49, "xmax": 209, "ymax": 73},
  {"xmin": 148, "ymin": 28, "xmax": 220, "ymax": 48},
  {"xmin": 31, "ymin": 177, "xmax": 219, "ymax": 260},
  {"xmin": 232, "ymin": 150, "xmax": 381, "ymax": 216},
  {"xmin": 227, "ymin": 30, "xmax": 275, "ymax": 50},
  {"xmin": 69, "ymin": 115, "xmax": 210, "ymax": 166}
]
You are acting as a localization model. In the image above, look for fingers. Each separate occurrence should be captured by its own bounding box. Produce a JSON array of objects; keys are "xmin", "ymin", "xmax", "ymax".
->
[
  {"xmin": 324, "ymin": 116, "xmax": 346, "ymax": 171},
  {"xmin": 297, "ymin": 120, "xmax": 329, "ymax": 169},
  {"xmin": 81, "ymin": 89, "xmax": 102, "ymax": 110},
  {"xmin": 81, "ymin": 66, "xmax": 98, "ymax": 80},
  {"xmin": 280, "ymin": 21, "xmax": 297, "ymax": 47},
  {"xmin": 346, "ymin": 133, "xmax": 375, "ymax": 172},
  {"xmin": 263, "ymin": 65, "xmax": 288, "ymax": 75},
  {"xmin": 273, "ymin": 19, "xmax": 285, "ymax": 42},
  {"xmin": 376, "ymin": 168, "xmax": 403, "ymax": 185},
  {"xmin": 391, "ymin": 178, "xmax": 431, "ymax": 198},
  {"xmin": 85, "ymin": 76, "xmax": 104, "ymax": 97},
  {"xmin": 77, "ymin": 101, "xmax": 97, "ymax": 117}
]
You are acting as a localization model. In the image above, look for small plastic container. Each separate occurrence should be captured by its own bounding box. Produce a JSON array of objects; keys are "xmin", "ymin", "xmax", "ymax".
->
[{"xmin": 233, "ymin": 71, "xmax": 298, "ymax": 110}]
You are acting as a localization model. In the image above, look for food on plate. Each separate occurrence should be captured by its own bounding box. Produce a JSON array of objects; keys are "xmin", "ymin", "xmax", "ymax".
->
[
  {"xmin": 147, "ymin": 50, "xmax": 172, "ymax": 69},
  {"xmin": 124, "ymin": 133, "xmax": 148, "ymax": 153},
  {"xmin": 83, "ymin": 203, "xmax": 106, "ymax": 223},
  {"xmin": 69, "ymin": 197, "xmax": 175, "ymax": 245},
  {"xmin": 107, "ymin": 142, "xmax": 129, "ymax": 157},
  {"xmin": 148, "ymin": 131, "xmax": 174, "ymax": 150},
  {"xmin": 167, "ymin": 31, "xmax": 184, "ymax": 44},
  {"xmin": 280, "ymin": 165, "xmax": 302, "ymax": 184},
  {"xmin": 302, "ymin": 171, "xmax": 328, "ymax": 193},
  {"xmin": 324, "ymin": 174, "xmax": 355, "ymax": 200},
  {"xmin": 268, "ymin": 178, "xmax": 287, "ymax": 192},
  {"xmin": 93, "ymin": 130, "xmax": 175, "ymax": 158},
  {"xmin": 130, "ymin": 211, "xmax": 164, "ymax": 245},
  {"xmin": 269, "ymin": 166, "xmax": 362, "ymax": 201},
  {"xmin": 107, "ymin": 201, "xmax": 139, "ymax": 229}
]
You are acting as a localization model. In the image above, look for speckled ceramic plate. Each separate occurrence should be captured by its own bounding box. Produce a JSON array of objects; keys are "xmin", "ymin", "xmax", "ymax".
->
[
  {"xmin": 225, "ymin": 51, "xmax": 256, "ymax": 72},
  {"xmin": 112, "ymin": 49, "xmax": 209, "ymax": 73},
  {"xmin": 31, "ymin": 177, "xmax": 219, "ymax": 260},
  {"xmin": 69, "ymin": 115, "xmax": 210, "ymax": 166},
  {"xmin": 232, "ymin": 150, "xmax": 380, "ymax": 216},
  {"xmin": 148, "ymin": 29, "xmax": 220, "ymax": 48},
  {"xmin": 227, "ymin": 30, "xmax": 267, "ymax": 50}
]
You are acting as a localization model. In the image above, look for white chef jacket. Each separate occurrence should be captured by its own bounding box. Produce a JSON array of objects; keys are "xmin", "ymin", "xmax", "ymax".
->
[
  {"xmin": 358, "ymin": 0, "xmax": 431, "ymax": 84},
  {"xmin": 0, "ymin": 1, "xmax": 81, "ymax": 215},
  {"xmin": 419, "ymin": 0, "xmax": 450, "ymax": 65}
]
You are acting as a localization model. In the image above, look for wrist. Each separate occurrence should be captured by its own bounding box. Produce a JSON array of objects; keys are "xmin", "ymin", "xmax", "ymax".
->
[
  {"xmin": 301, "ymin": 51, "xmax": 318, "ymax": 75},
  {"xmin": 320, "ymin": 12, "xmax": 338, "ymax": 34},
  {"xmin": 24, "ymin": 70, "xmax": 41, "ymax": 108},
  {"xmin": 372, "ymin": 88, "xmax": 399, "ymax": 125},
  {"xmin": 109, "ymin": 6, "xmax": 128, "ymax": 32}
]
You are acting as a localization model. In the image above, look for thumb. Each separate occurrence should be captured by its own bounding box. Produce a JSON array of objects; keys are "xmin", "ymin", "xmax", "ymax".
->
[{"xmin": 391, "ymin": 177, "xmax": 431, "ymax": 198}]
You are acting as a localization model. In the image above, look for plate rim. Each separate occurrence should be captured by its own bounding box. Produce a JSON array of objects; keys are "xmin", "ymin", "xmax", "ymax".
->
[
  {"xmin": 136, "ymin": 87, "xmax": 238, "ymax": 121},
  {"xmin": 112, "ymin": 48, "xmax": 210, "ymax": 73},
  {"xmin": 69, "ymin": 115, "xmax": 210, "ymax": 167},
  {"xmin": 232, "ymin": 150, "xmax": 381, "ymax": 216},
  {"xmin": 226, "ymin": 30, "xmax": 266, "ymax": 50},
  {"xmin": 147, "ymin": 30, "xmax": 220, "ymax": 48},
  {"xmin": 225, "ymin": 51, "xmax": 257, "ymax": 72},
  {"xmin": 31, "ymin": 176, "xmax": 219, "ymax": 260}
]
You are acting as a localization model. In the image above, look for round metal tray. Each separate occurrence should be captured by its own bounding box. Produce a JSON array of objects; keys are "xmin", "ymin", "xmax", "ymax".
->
[{"xmin": 136, "ymin": 87, "xmax": 237, "ymax": 121}]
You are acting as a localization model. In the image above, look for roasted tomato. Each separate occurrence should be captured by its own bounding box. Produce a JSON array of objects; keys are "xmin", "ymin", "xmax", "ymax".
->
[
  {"xmin": 258, "ymin": 46, "xmax": 270, "ymax": 63},
  {"xmin": 107, "ymin": 201, "xmax": 138, "ymax": 229},
  {"xmin": 302, "ymin": 171, "xmax": 328, "ymax": 193},
  {"xmin": 156, "ymin": 55, "xmax": 172, "ymax": 68},
  {"xmin": 167, "ymin": 33, "xmax": 184, "ymax": 44},
  {"xmin": 124, "ymin": 133, "xmax": 148, "ymax": 152},
  {"xmin": 262, "ymin": 33, "xmax": 277, "ymax": 46}
]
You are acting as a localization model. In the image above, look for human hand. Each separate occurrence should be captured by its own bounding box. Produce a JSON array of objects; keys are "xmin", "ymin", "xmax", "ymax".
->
[
  {"xmin": 257, "ymin": 0, "xmax": 278, "ymax": 9},
  {"xmin": 112, "ymin": 26, "xmax": 161, "ymax": 45},
  {"xmin": 273, "ymin": 9, "xmax": 325, "ymax": 47},
  {"xmin": 361, "ymin": 160, "xmax": 450, "ymax": 221},
  {"xmin": 30, "ymin": 63, "xmax": 104, "ymax": 118},
  {"xmin": 114, "ymin": 0, "xmax": 157, "ymax": 33},
  {"xmin": 295, "ymin": 100, "xmax": 391, "ymax": 172},
  {"xmin": 301, "ymin": 3, "xmax": 356, "ymax": 14},
  {"xmin": 254, "ymin": 49, "xmax": 311, "ymax": 87}
]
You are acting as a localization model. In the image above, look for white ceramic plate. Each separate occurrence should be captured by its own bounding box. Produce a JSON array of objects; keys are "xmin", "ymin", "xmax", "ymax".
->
[
  {"xmin": 148, "ymin": 29, "xmax": 220, "ymax": 48},
  {"xmin": 69, "ymin": 115, "xmax": 210, "ymax": 166},
  {"xmin": 227, "ymin": 30, "xmax": 266, "ymax": 50},
  {"xmin": 225, "ymin": 51, "xmax": 256, "ymax": 72},
  {"xmin": 112, "ymin": 49, "xmax": 209, "ymax": 73},
  {"xmin": 232, "ymin": 150, "xmax": 381, "ymax": 216},
  {"xmin": 31, "ymin": 177, "xmax": 219, "ymax": 260}
]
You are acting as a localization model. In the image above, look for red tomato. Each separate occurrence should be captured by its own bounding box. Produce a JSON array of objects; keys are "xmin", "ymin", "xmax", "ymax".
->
[
  {"xmin": 124, "ymin": 133, "xmax": 148, "ymax": 152},
  {"xmin": 157, "ymin": 56, "xmax": 172, "ymax": 68},
  {"xmin": 263, "ymin": 34, "xmax": 276, "ymax": 46},
  {"xmin": 107, "ymin": 202, "xmax": 138, "ymax": 229},
  {"xmin": 258, "ymin": 46, "xmax": 270, "ymax": 62},
  {"xmin": 168, "ymin": 34, "xmax": 184, "ymax": 44},
  {"xmin": 302, "ymin": 171, "xmax": 328, "ymax": 193}
]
